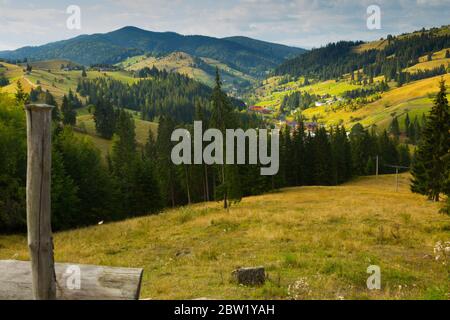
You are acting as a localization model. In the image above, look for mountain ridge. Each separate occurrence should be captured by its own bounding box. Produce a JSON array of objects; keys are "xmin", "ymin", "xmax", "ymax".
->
[{"xmin": 0, "ymin": 26, "xmax": 306, "ymax": 78}]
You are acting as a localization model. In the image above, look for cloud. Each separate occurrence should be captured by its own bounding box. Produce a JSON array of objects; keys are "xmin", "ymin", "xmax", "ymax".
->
[{"xmin": 0, "ymin": 0, "xmax": 449, "ymax": 50}]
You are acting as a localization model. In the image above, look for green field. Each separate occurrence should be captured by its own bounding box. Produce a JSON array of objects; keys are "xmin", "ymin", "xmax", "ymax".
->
[
  {"xmin": 254, "ymin": 69, "xmax": 450, "ymax": 130},
  {"xmin": 1, "ymin": 60, "xmax": 139, "ymax": 103},
  {"xmin": 0, "ymin": 60, "xmax": 159, "ymax": 156},
  {"xmin": 307, "ymin": 74, "xmax": 450, "ymax": 129},
  {"xmin": 118, "ymin": 53, "xmax": 211, "ymax": 85},
  {"xmin": 252, "ymin": 77, "xmax": 362, "ymax": 110},
  {"xmin": 0, "ymin": 174, "xmax": 448, "ymax": 300},
  {"xmin": 404, "ymin": 49, "xmax": 450, "ymax": 74},
  {"xmin": 76, "ymin": 108, "xmax": 158, "ymax": 154},
  {"xmin": 118, "ymin": 52, "xmax": 256, "ymax": 90}
]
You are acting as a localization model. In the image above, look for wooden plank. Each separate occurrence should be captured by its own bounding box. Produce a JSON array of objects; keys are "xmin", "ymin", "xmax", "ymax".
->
[
  {"xmin": 25, "ymin": 104, "xmax": 56, "ymax": 299},
  {"xmin": 0, "ymin": 260, "xmax": 143, "ymax": 300}
]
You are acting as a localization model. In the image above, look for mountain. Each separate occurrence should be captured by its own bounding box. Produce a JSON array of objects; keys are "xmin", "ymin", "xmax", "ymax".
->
[
  {"xmin": 274, "ymin": 25, "xmax": 450, "ymax": 80},
  {"xmin": 251, "ymin": 25, "xmax": 450, "ymax": 133},
  {"xmin": 0, "ymin": 26, "xmax": 305, "ymax": 78}
]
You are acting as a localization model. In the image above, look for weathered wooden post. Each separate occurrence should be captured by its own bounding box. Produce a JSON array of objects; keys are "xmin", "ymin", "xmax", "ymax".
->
[
  {"xmin": 0, "ymin": 104, "xmax": 144, "ymax": 300},
  {"xmin": 395, "ymin": 167, "xmax": 399, "ymax": 193},
  {"xmin": 25, "ymin": 104, "xmax": 56, "ymax": 300}
]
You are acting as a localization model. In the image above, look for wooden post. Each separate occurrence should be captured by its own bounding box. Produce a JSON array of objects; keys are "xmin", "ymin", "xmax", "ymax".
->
[
  {"xmin": 375, "ymin": 155, "xmax": 379, "ymax": 178},
  {"xmin": 395, "ymin": 167, "xmax": 399, "ymax": 192},
  {"xmin": 25, "ymin": 104, "xmax": 56, "ymax": 300}
]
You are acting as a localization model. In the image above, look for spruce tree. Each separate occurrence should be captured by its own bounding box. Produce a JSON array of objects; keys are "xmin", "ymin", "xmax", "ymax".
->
[
  {"xmin": 210, "ymin": 68, "xmax": 240, "ymax": 208},
  {"xmin": 61, "ymin": 94, "xmax": 76, "ymax": 126},
  {"xmin": 389, "ymin": 116, "xmax": 400, "ymax": 139},
  {"xmin": 404, "ymin": 113, "xmax": 410, "ymax": 136},
  {"xmin": 156, "ymin": 116, "xmax": 179, "ymax": 207},
  {"xmin": 44, "ymin": 90, "xmax": 60, "ymax": 122},
  {"xmin": 313, "ymin": 127, "xmax": 333, "ymax": 185},
  {"xmin": 93, "ymin": 97, "xmax": 116, "ymax": 139},
  {"xmin": 411, "ymin": 80, "xmax": 450, "ymax": 201},
  {"xmin": 15, "ymin": 81, "xmax": 29, "ymax": 105},
  {"xmin": 111, "ymin": 109, "xmax": 139, "ymax": 214}
]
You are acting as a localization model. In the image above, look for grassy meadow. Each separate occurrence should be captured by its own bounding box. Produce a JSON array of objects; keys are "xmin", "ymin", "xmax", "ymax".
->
[
  {"xmin": 301, "ymin": 74, "xmax": 450, "ymax": 129},
  {"xmin": 117, "ymin": 52, "xmax": 256, "ymax": 89},
  {"xmin": 0, "ymin": 62, "xmax": 158, "ymax": 156},
  {"xmin": 76, "ymin": 109, "xmax": 158, "ymax": 156},
  {"xmin": 1, "ymin": 174, "xmax": 448, "ymax": 300}
]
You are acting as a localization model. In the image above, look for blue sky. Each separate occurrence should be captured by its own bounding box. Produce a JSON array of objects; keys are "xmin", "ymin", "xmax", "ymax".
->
[{"xmin": 0, "ymin": 0, "xmax": 449, "ymax": 50}]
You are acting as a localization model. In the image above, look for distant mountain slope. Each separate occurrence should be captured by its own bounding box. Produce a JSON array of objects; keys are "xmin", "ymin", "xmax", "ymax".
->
[
  {"xmin": 117, "ymin": 52, "xmax": 256, "ymax": 92},
  {"xmin": 274, "ymin": 25, "xmax": 450, "ymax": 80},
  {"xmin": 0, "ymin": 26, "xmax": 305, "ymax": 78},
  {"xmin": 0, "ymin": 34, "xmax": 143, "ymax": 66},
  {"xmin": 222, "ymin": 36, "xmax": 304, "ymax": 60}
]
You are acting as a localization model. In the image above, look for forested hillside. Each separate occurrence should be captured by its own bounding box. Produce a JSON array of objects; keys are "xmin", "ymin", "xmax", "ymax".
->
[
  {"xmin": 76, "ymin": 68, "xmax": 247, "ymax": 123},
  {"xmin": 0, "ymin": 26, "xmax": 305, "ymax": 78},
  {"xmin": 275, "ymin": 26, "xmax": 450, "ymax": 81},
  {"xmin": 0, "ymin": 71, "xmax": 410, "ymax": 232}
]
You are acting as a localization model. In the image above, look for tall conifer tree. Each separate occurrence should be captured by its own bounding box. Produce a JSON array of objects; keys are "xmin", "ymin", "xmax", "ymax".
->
[{"xmin": 411, "ymin": 80, "xmax": 450, "ymax": 201}]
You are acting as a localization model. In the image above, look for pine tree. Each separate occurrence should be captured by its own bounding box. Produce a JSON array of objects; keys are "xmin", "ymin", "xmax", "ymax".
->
[
  {"xmin": 156, "ymin": 116, "xmax": 179, "ymax": 207},
  {"xmin": 44, "ymin": 90, "xmax": 60, "ymax": 122},
  {"xmin": 312, "ymin": 127, "xmax": 333, "ymax": 185},
  {"xmin": 389, "ymin": 116, "xmax": 400, "ymax": 139},
  {"xmin": 194, "ymin": 102, "xmax": 211, "ymax": 201},
  {"xmin": 332, "ymin": 126, "xmax": 352, "ymax": 183},
  {"xmin": 51, "ymin": 148, "xmax": 79, "ymax": 230},
  {"xmin": 15, "ymin": 81, "xmax": 29, "ymax": 105},
  {"xmin": 93, "ymin": 97, "xmax": 116, "ymax": 139},
  {"xmin": 132, "ymin": 156, "xmax": 161, "ymax": 215},
  {"xmin": 61, "ymin": 94, "xmax": 76, "ymax": 126},
  {"xmin": 404, "ymin": 113, "xmax": 411, "ymax": 136},
  {"xmin": 413, "ymin": 116, "xmax": 422, "ymax": 143},
  {"xmin": 378, "ymin": 130, "xmax": 399, "ymax": 174},
  {"xmin": 210, "ymin": 68, "xmax": 240, "ymax": 208},
  {"xmin": 291, "ymin": 125, "xmax": 305, "ymax": 185},
  {"xmin": 411, "ymin": 80, "xmax": 450, "ymax": 201},
  {"xmin": 110, "ymin": 109, "xmax": 139, "ymax": 214},
  {"xmin": 53, "ymin": 127, "xmax": 120, "ymax": 227}
]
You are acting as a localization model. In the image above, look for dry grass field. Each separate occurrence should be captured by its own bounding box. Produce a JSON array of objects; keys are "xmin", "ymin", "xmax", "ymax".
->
[{"xmin": 0, "ymin": 174, "xmax": 448, "ymax": 300}]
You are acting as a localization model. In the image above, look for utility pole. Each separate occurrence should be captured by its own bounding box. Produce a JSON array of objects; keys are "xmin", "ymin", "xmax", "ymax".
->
[{"xmin": 383, "ymin": 164, "xmax": 410, "ymax": 192}]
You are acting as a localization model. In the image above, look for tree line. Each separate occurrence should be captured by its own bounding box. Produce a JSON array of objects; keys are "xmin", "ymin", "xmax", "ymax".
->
[
  {"xmin": 76, "ymin": 68, "xmax": 245, "ymax": 124},
  {"xmin": 275, "ymin": 27, "xmax": 450, "ymax": 82},
  {"xmin": 0, "ymin": 71, "xmax": 414, "ymax": 232},
  {"xmin": 280, "ymin": 91, "xmax": 318, "ymax": 112}
]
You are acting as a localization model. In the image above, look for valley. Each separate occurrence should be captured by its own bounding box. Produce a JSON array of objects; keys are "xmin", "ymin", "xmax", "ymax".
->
[
  {"xmin": 0, "ymin": 18, "xmax": 450, "ymax": 303},
  {"xmin": 2, "ymin": 25, "xmax": 449, "ymax": 138}
]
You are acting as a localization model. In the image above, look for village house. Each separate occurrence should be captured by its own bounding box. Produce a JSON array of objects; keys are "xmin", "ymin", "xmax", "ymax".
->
[{"xmin": 248, "ymin": 105, "xmax": 273, "ymax": 115}]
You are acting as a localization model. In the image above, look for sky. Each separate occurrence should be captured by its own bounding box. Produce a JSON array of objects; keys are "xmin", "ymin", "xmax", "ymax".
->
[{"xmin": 0, "ymin": 0, "xmax": 449, "ymax": 51}]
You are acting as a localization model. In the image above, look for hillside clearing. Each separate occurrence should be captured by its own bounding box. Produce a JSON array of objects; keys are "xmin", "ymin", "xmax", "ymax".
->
[
  {"xmin": 302, "ymin": 74, "xmax": 450, "ymax": 129},
  {"xmin": 76, "ymin": 112, "xmax": 158, "ymax": 153},
  {"xmin": 0, "ymin": 174, "xmax": 448, "ymax": 300}
]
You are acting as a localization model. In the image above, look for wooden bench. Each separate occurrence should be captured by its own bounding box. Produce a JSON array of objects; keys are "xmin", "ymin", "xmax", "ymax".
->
[{"xmin": 0, "ymin": 260, "xmax": 143, "ymax": 300}]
